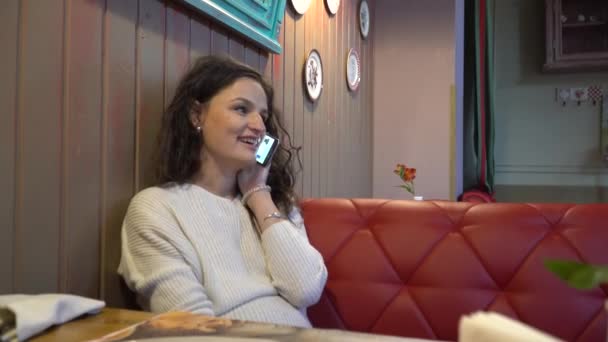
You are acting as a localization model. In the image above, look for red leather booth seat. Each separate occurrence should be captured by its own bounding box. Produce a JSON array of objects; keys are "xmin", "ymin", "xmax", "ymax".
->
[{"xmin": 301, "ymin": 199, "xmax": 608, "ymax": 342}]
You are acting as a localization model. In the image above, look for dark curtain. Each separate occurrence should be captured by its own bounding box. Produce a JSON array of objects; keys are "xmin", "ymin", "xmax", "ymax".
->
[{"xmin": 462, "ymin": 0, "xmax": 496, "ymax": 201}]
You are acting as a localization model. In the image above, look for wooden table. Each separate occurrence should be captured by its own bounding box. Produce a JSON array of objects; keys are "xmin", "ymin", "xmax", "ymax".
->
[
  {"xmin": 30, "ymin": 308, "xmax": 154, "ymax": 342},
  {"xmin": 31, "ymin": 308, "xmax": 434, "ymax": 342}
]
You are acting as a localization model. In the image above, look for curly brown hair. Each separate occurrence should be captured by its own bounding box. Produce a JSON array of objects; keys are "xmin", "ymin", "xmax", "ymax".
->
[{"xmin": 156, "ymin": 55, "xmax": 301, "ymax": 213}]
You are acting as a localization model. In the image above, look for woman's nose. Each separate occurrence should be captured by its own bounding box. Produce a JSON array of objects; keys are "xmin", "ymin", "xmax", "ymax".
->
[{"xmin": 249, "ymin": 113, "xmax": 266, "ymax": 132}]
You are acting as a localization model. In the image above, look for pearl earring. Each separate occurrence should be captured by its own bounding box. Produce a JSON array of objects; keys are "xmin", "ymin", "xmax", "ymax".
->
[{"xmin": 196, "ymin": 126, "xmax": 201, "ymax": 132}]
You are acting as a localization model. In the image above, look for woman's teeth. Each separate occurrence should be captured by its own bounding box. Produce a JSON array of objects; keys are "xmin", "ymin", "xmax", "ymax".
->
[{"xmin": 240, "ymin": 137, "xmax": 258, "ymax": 145}]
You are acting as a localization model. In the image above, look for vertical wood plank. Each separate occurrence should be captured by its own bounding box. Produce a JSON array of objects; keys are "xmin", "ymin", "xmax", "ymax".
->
[
  {"xmin": 259, "ymin": 48, "xmax": 269, "ymax": 77},
  {"xmin": 245, "ymin": 45, "xmax": 259, "ymax": 70},
  {"xmin": 294, "ymin": 9, "xmax": 305, "ymax": 198},
  {"xmin": 354, "ymin": 0, "xmax": 363, "ymax": 197},
  {"xmin": 101, "ymin": 0, "xmax": 137, "ymax": 306},
  {"xmin": 360, "ymin": 1, "xmax": 368, "ymax": 197},
  {"xmin": 166, "ymin": 3, "xmax": 190, "ymax": 104},
  {"xmin": 272, "ymin": 16, "xmax": 288, "ymax": 177},
  {"xmin": 333, "ymin": 0, "xmax": 340, "ymax": 197},
  {"xmin": 136, "ymin": 0, "xmax": 165, "ymax": 190},
  {"xmin": 0, "ymin": 0, "xmax": 19, "ymax": 294},
  {"xmin": 65, "ymin": 0, "xmax": 103, "ymax": 297},
  {"xmin": 319, "ymin": 0, "xmax": 328, "ymax": 197},
  {"xmin": 302, "ymin": 2, "xmax": 313, "ymax": 198},
  {"xmin": 229, "ymin": 38, "xmax": 246, "ymax": 64},
  {"xmin": 189, "ymin": 16, "xmax": 211, "ymax": 62},
  {"xmin": 310, "ymin": 0, "xmax": 321, "ymax": 198},
  {"xmin": 16, "ymin": 0, "xmax": 64, "ymax": 293},
  {"xmin": 282, "ymin": 12, "xmax": 296, "ymax": 193},
  {"xmin": 348, "ymin": 0, "xmax": 355, "ymax": 197},
  {"xmin": 211, "ymin": 26, "xmax": 229, "ymax": 55},
  {"xmin": 327, "ymin": 2, "xmax": 337, "ymax": 198},
  {"xmin": 338, "ymin": 0, "xmax": 347, "ymax": 197},
  {"xmin": 345, "ymin": 3, "xmax": 362, "ymax": 197},
  {"xmin": 365, "ymin": 0, "xmax": 374, "ymax": 196}
]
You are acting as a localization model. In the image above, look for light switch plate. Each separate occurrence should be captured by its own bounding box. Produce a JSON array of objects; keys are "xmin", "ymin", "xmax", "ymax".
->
[
  {"xmin": 556, "ymin": 88, "xmax": 570, "ymax": 102},
  {"xmin": 570, "ymin": 87, "xmax": 589, "ymax": 102}
]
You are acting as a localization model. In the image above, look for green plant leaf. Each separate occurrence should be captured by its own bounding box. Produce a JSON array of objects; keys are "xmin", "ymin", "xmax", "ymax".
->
[
  {"xmin": 545, "ymin": 259, "xmax": 608, "ymax": 290},
  {"xmin": 398, "ymin": 184, "xmax": 414, "ymax": 194}
]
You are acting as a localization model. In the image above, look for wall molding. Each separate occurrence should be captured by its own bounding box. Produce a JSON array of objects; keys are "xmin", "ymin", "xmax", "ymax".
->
[{"xmin": 496, "ymin": 164, "xmax": 608, "ymax": 186}]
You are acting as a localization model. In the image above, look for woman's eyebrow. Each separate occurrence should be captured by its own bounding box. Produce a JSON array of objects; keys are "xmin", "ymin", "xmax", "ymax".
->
[
  {"xmin": 230, "ymin": 97, "xmax": 253, "ymax": 104},
  {"xmin": 231, "ymin": 97, "xmax": 268, "ymax": 112}
]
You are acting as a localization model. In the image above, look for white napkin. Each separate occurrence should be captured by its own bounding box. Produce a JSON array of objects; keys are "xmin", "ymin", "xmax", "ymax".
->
[
  {"xmin": 0, "ymin": 294, "xmax": 105, "ymax": 341},
  {"xmin": 459, "ymin": 312, "xmax": 563, "ymax": 342}
]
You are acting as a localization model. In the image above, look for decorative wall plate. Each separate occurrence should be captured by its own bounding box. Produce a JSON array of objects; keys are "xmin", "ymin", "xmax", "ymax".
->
[
  {"xmin": 325, "ymin": 0, "xmax": 340, "ymax": 15},
  {"xmin": 346, "ymin": 48, "xmax": 361, "ymax": 91},
  {"xmin": 304, "ymin": 49, "xmax": 323, "ymax": 102},
  {"xmin": 291, "ymin": 0, "xmax": 312, "ymax": 15},
  {"xmin": 359, "ymin": 0, "xmax": 370, "ymax": 39}
]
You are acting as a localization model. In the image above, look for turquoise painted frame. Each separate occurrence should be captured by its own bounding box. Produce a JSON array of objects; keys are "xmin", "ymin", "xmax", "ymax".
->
[{"xmin": 181, "ymin": 0, "xmax": 286, "ymax": 54}]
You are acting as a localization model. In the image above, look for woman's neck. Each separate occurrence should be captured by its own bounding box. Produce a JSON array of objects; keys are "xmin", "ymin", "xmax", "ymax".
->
[{"xmin": 192, "ymin": 157, "xmax": 238, "ymax": 199}]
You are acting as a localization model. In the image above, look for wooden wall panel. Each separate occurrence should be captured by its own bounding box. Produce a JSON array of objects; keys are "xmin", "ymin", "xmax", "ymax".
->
[
  {"xmin": 327, "ymin": 4, "xmax": 337, "ymax": 198},
  {"xmin": 229, "ymin": 38, "xmax": 246, "ymax": 64},
  {"xmin": 311, "ymin": 0, "xmax": 321, "ymax": 198},
  {"xmin": 0, "ymin": 0, "xmax": 374, "ymax": 304},
  {"xmin": 211, "ymin": 26, "xmax": 229, "ymax": 55},
  {"xmin": 166, "ymin": 4, "xmax": 191, "ymax": 104},
  {"xmin": 101, "ymin": 0, "xmax": 138, "ymax": 306},
  {"xmin": 281, "ymin": 11, "xmax": 296, "ymax": 186},
  {"xmin": 302, "ymin": 2, "xmax": 313, "ymax": 199},
  {"xmin": 65, "ymin": 0, "xmax": 104, "ymax": 297},
  {"xmin": 293, "ymin": 9, "xmax": 306, "ymax": 197},
  {"xmin": 337, "ymin": 0, "xmax": 347, "ymax": 197},
  {"xmin": 272, "ymin": 17, "xmax": 288, "ymax": 170},
  {"xmin": 319, "ymin": 2, "xmax": 329, "ymax": 198},
  {"xmin": 245, "ymin": 45, "xmax": 260, "ymax": 70},
  {"xmin": 261, "ymin": 48, "xmax": 271, "ymax": 80},
  {"xmin": 189, "ymin": 17, "xmax": 211, "ymax": 61},
  {"xmin": 364, "ymin": 1, "xmax": 374, "ymax": 196},
  {"xmin": 136, "ymin": 0, "xmax": 165, "ymax": 190},
  {"xmin": 0, "ymin": 0, "xmax": 19, "ymax": 294},
  {"xmin": 15, "ymin": 0, "xmax": 64, "ymax": 293}
]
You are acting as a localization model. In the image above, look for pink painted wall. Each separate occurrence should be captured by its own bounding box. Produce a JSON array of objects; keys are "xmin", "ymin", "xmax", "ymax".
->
[{"xmin": 373, "ymin": 0, "xmax": 459, "ymax": 200}]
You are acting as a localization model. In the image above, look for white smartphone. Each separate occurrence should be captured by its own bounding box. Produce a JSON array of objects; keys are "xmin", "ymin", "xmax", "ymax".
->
[{"xmin": 255, "ymin": 134, "xmax": 280, "ymax": 166}]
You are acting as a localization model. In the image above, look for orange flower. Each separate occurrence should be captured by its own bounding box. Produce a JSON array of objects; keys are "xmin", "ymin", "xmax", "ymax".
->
[
  {"xmin": 404, "ymin": 167, "xmax": 416, "ymax": 181},
  {"xmin": 393, "ymin": 164, "xmax": 405, "ymax": 176},
  {"xmin": 394, "ymin": 163, "xmax": 417, "ymax": 196},
  {"xmin": 394, "ymin": 164, "xmax": 416, "ymax": 182}
]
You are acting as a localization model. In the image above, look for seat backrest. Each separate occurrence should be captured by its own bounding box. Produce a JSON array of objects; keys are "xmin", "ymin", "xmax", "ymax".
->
[{"xmin": 301, "ymin": 198, "xmax": 608, "ymax": 342}]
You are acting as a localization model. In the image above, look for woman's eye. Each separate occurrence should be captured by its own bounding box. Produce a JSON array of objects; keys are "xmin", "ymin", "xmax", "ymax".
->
[{"xmin": 234, "ymin": 106, "xmax": 247, "ymax": 115}]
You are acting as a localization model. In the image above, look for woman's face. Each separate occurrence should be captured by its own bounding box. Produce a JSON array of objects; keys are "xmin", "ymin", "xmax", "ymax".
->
[{"xmin": 195, "ymin": 77, "xmax": 269, "ymax": 170}]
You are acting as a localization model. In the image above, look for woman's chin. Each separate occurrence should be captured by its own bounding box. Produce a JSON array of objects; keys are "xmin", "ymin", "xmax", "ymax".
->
[{"xmin": 233, "ymin": 155, "xmax": 257, "ymax": 168}]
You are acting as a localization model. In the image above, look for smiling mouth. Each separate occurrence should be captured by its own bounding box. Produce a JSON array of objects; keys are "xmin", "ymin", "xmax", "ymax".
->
[{"xmin": 238, "ymin": 136, "xmax": 261, "ymax": 148}]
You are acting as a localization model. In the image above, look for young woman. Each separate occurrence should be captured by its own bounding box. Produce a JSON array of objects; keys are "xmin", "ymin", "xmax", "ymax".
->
[{"xmin": 118, "ymin": 55, "xmax": 328, "ymax": 328}]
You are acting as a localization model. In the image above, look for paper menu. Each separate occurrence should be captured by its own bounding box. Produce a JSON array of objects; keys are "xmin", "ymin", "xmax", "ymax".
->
[{"xmin": 458, "ymin": 312, "xmax": 563, "ymax": 342}]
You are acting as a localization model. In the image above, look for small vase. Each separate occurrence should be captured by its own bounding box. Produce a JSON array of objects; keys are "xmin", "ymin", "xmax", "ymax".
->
[{"xmin": 413, "ymin": 196, "xmax": 424, "ymax": 201}]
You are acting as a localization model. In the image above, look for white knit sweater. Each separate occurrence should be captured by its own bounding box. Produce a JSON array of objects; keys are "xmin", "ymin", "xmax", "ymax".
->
[{"xmin": 118, "ymin": 184, "xmax": 328, "ymax": 328}]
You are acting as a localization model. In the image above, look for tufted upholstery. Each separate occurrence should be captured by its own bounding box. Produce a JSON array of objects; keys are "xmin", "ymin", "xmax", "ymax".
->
[{"xmin": 301, "ymin": 199, "xmax": 608, "ymax": 342}]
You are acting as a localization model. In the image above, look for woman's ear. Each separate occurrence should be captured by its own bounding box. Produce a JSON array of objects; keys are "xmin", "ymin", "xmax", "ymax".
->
[{"xmin": 189, "ymin": 100, "xmax": 203, "ymax": 128}]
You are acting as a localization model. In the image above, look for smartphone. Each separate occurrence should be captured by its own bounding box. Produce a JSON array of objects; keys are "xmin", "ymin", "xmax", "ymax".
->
[{"xmin": 255, "ymin": 134, "xmax": 280, "ymax": 166}]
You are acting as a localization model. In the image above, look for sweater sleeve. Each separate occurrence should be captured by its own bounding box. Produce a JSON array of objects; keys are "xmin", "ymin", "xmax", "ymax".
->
[
  {"xmin": 259, "ymin": 207, "xmax": 328, "ymax": 309},
  {"xmin": 118, "ymin": 192, "xmax": 215, "ymax": 316}
]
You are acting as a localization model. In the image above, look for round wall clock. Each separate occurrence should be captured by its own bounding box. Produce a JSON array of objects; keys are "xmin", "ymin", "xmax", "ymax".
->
[
  {"xmin": 291, "ymin": 0, "xmax": 312, "ymax": 15},
  {"xmin": 325, "ymin": 0, "xmax": 340, "ymax": 15},
  {"xmin": 359, "ymin": 0, "xmax": 370, "ymax": 39},
  {"xmin": 304, "ymin": 49, "xmax": 323, "ymax": 102},
  {"xmin": 346, "ymin": 48, "xmax": 361, "ymax": 91}
]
